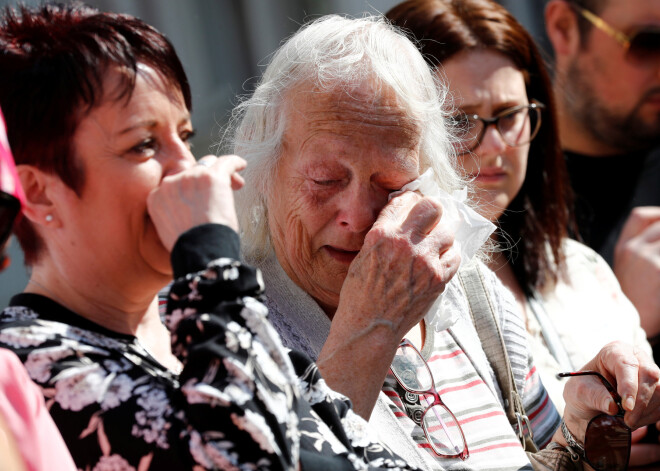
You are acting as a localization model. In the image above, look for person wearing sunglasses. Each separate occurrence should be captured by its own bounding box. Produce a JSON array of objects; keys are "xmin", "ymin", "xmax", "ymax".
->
[
  {"xmin": 386, "ymin": 0, "xmax": 660, "ymax": 468},
  {"xmin": 545, "ymin": 0, "xmax": 660, "ymax": 366}
]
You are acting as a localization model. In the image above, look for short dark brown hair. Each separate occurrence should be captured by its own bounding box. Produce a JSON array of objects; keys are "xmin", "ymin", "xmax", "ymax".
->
[
  {"xmin": 0, "ymin": 2, "xmax": 191, "ymax": 265},
  {"xmin": 387, "ymin": 0, "xmax": 576, "ymax": 295}
]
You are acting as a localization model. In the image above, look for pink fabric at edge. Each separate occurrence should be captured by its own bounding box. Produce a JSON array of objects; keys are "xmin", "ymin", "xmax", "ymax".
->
[
  {"xmin": 0, "ymin": 108, "xmax": 26, "ymax": 205},
  {"xmin": 0, "ymin": 348, "xmax": 76, "ymax": 471}
]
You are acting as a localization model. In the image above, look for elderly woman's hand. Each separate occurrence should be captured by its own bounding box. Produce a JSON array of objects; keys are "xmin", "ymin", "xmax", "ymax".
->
[
  {"xmin": 557, "ymin": 341, "xmax": 660, "ymax": 462},
  {"xmin": 147, "ymin": 154, "xmax": 246, "ymax": 251},
  {"xmin": 317, "ymin": 190, "xmax": 460, "ymax": 418},
  {"xmin": 339, "ymin": 190, "xmax": 459, "ymax": 339}
]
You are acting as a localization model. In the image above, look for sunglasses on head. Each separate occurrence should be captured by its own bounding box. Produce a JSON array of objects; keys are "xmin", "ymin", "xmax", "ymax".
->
[
  {"xmin": 558, "ymin": 370, "xmax": 631, "ymax": 471},
  {"xmin": 574, "ymin": 4, "xmax": 660, "ymax": 65}
]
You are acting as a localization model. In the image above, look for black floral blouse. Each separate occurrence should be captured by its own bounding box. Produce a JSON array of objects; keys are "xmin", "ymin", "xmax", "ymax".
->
[{"xmin": 0, "ymin": 224, "xmax": 417, "ymax": 471}]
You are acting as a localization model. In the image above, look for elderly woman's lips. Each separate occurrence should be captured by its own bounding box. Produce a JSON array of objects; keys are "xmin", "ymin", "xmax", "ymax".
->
[{"xmin": 323, "ymin": 246, "xmax": 360, "ymax": 264}]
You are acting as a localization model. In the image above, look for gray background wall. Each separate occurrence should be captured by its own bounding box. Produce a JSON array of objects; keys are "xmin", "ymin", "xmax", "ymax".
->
[{"xmin": 0, "ymin": 0, "xmax": 547, "ymax": 306}]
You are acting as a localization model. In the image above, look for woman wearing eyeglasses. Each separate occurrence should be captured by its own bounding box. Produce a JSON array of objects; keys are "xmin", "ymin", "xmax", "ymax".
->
[{"xmin": 387, "ymin": 0, "xmax": 660, "ymax": 467}]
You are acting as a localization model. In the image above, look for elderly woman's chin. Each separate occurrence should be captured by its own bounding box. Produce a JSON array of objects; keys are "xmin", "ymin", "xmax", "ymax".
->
[
  {"xmin": 271, "ymin": 247, "xmax": 342, "ymax": 313},
  {"xmin": 294, "ymin": 261, "xmax": 347, "ymax": 314}
]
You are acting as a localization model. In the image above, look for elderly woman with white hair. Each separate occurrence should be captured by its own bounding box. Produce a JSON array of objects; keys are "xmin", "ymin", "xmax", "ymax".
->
[{"xmin": 228, "ymin": 14, "xmax": 660, "ymax": 471}]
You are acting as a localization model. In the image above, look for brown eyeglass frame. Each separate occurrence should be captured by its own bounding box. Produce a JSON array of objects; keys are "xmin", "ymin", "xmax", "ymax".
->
[
  {"xmin": 452, "ymin": 100, "xmax": 545, "ymax": 155},
  {"xmin": 390, "ymin": 338, "xmax": 469, "ymax": 460}
]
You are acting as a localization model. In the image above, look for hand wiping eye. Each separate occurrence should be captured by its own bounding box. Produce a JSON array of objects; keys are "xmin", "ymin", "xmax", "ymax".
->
[{"xmin": 389, "ymin": 168, "xmax": 496, "ymax": 331}]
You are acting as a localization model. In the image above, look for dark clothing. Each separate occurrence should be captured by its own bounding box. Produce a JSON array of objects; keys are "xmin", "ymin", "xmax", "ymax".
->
[
  {"xmin": 565, "ymin": 148, "xmax": 660, "ymax": 265},
  {"xmin": 566, "ymin": 148, "xmax": 660, "ymax": 364},
  {"xmin": 0, "ymin": 224, "xmax": 418, "ymax": 471}
]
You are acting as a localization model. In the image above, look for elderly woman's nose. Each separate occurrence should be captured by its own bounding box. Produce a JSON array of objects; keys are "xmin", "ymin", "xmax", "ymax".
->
[{"xmin": 337, "ymin": 186, "xmax": 386, "ymax": 232}]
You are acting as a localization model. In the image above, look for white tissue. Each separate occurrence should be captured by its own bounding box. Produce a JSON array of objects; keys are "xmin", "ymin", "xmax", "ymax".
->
[{"xmin": 389, "ymin": 168, "xmax": 496, "ymax": 331}]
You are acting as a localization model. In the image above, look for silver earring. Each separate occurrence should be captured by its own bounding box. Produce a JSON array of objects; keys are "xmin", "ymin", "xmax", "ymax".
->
[{"xmin": 45, "ymin": 214, "xmax": 53, "ymax": 222}]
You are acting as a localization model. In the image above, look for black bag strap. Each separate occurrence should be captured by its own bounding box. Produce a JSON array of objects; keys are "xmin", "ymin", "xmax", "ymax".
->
[{"xmin": 458, "ymin": 263, "xmax": 538, "ymax": 452}]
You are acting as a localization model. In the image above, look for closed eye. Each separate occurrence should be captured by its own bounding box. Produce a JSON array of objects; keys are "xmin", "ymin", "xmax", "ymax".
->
[{"xmin": 313, "ymin": 179, "xmax": 341, "ymax": 186}]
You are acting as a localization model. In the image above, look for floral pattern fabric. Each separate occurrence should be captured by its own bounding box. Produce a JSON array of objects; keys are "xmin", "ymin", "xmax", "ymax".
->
[{"xmin": 0, "ymin": 226, "xmax": 418, "ymax": 471}]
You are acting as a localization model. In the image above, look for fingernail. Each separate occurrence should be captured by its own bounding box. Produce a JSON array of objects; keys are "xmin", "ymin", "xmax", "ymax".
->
[{"xmin": 624, "ymin": 395, "xmax": 635, "ymax": 411}]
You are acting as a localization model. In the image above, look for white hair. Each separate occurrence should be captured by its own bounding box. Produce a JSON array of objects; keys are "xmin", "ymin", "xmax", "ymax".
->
[{"xmin": 224, "ymin": 14, "xmax": 466, "ymax": 261}]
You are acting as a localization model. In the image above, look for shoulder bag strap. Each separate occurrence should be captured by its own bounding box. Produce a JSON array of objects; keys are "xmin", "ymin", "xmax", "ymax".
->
[{"xmin": 458, "ymin": 263, "xmax": 538, "ymax": 452}]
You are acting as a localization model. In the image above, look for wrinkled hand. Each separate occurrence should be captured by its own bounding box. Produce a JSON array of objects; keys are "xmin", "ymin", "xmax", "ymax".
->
[
  {"xmin": 318, "ymin": 190, "xmax": 460, "ymax": 418},
  {"xmin": 336, "ymin": 190, "xmax": 460, "ymax": 341},
  {"xmin": 614, "ymin": 206, "xmax": 660, "ymax": 338},
  {"xmin": 559, "ymin": 341, "xmax": 660, "ymax": 448},
  {"xmin": 147, "ymin": 155, "xmax": 246, "ymax": 251}
]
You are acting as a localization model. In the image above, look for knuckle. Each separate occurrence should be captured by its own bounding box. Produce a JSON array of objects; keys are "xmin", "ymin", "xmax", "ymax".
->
[
  {"xmin": 418, "ymin": 195, "xmax": 442, "ymax": 213},
  {"xmin": 649, "ymin": 368, "xmax": 660, "ymax": 385},
  {"xmin": 365, "ymin": 225, "xmax": 390, "ymax": 244}
]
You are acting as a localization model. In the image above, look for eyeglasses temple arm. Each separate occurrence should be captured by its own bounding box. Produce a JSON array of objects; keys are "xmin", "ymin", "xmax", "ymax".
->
[
  {"xmin": 576, "ymin": 6, "xmax": 631, "ymax": 48},
  {"xmin": 558, "ymin": 370, "xmax": 624, "ymax": 407}
]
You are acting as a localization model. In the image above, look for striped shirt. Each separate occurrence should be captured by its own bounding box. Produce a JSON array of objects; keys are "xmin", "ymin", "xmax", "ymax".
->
[
  {"xmin": 254, "ymin": 255, "xmax": 562, "ymax": 470},
  {"xmin": 381, "ymin": 264, "xmax": 561, "ymax": 470}
]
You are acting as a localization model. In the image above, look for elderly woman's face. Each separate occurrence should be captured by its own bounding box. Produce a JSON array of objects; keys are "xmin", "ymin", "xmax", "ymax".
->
[
  {"xmin": 53, "ymin": 65, "xmax": 195, "ymax": 286},
  {"xmin": 268, "ymin": 82, "xmax": 421, "ymax": 313}
]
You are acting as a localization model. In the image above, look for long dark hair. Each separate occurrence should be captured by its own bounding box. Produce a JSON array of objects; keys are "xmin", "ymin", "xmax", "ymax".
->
[{"xmin": 386, "ymin": 0, "xmax": 576, "ymax": 296}]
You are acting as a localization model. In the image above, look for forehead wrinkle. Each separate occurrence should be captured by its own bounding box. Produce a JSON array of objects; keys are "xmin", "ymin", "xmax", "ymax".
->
[
  {"xmin": 282, "ymin": 82, "xmax": 423, "ymax": 173},
  {"xmin": 299, "ymin": 99, "xmax": 420, "ymax": 148}
]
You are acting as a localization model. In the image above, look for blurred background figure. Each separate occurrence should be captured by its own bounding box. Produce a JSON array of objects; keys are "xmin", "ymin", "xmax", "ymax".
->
[
  {"xmin": 386, "ymin": 0, "xmax": 659, "ymax": 465},
  {"xmin": 0, "ymin": 107, "xmax": 76, "ymax": 471},
  {"xmin": 545, "ymin": 0, "xmax": 660, "ymax": 362}
]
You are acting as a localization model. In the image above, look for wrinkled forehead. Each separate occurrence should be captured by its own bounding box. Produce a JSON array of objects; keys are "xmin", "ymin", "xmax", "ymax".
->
[{"xmin": 283, "ymin": 79, "xmax": 422, "ymax": 143}]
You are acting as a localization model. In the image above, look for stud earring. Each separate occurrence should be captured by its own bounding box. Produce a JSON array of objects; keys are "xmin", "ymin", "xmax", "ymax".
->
[{"xmin": 45, "ymin": 214, "xmax": 53, "ymax": 222}]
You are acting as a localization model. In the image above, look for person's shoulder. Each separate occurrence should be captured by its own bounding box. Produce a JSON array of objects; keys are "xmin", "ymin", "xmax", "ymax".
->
[
  {"xmin": 455, "ymin": 259, "xmax": 522, "ymax": 324},
  {"xmin": 0, "ymin": 348, "xmax": 41, "ymax": 402},
  {"xmin": 561, "ymin": 237, "xmax": 601, "ymax": 261},
  {"xmin": 0, "ymin": 348, "xmax": 24, "ymax": 375},
  {"xmin": 462, "ymin": 259, "xmax": 514, "ymax": 301},
  {"xmin": 560, "ymin": 237, "xmax": 616, "ymax": 278},
  {"xmin": 0, "ymin": 304, "xmax": 40, "ymax": 325}
]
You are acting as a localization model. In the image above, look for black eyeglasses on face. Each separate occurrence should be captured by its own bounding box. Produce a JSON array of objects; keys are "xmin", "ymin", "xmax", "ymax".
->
[
  {"xmin": 449, "ymin": 101, "xmax": 545, "ymax": 155},
  {"xmin": 0, "ymin": 191, "xmax": 20, "ymax": 249},
  {"xmin": 390, "ymin": 338, "xmax": 469, "ymax": 460},
  {"xmin": 557, "ymin": 370, "xmax": 631, "ymax": 471},
  {"xmin": 574, "ymin": 4, "xmax": 660, "ymax": 66}
]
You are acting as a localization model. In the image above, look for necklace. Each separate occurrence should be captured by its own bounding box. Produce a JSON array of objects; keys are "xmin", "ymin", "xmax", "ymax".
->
[{"xmin": 27, "ymin": 278, "xmax": 66, "ymax": 306}]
